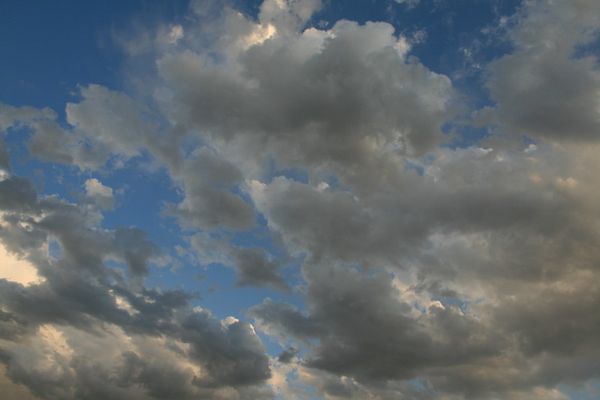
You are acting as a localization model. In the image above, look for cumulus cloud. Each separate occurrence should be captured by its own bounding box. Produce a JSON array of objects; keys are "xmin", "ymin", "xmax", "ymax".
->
[
  {"xmin": 0, "ymin": 176, "xmax": 272, "ymax": 399},
  {"xmin": 84, "ymin": 178, "xmax": 114, "ymax": 209},
  {"xmin": 189, "ymin": 233, "xmax": 288, "ymax": 290},
  {"xmin": 483, "ymin": 0, "xmax": 600, "ymax": 141},
  {"xmin": 166, "ymin": 148, "xmax": 254, "ymax": 230},
  {"xmin": 155, "ymin": 16, "xmax": 454, "ymax": 190},
  {"xmin": 2, "ymin": 0, "xmax": 600, "ymax": 399}
]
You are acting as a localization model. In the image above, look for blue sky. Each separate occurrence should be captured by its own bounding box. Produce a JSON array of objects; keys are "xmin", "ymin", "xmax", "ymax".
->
[{"xmin": 1, "ymin": 1, "xmax": 600, "ymax": 399}]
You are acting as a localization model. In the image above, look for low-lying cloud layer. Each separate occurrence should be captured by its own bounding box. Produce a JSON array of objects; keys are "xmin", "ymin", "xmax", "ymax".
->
[{"xmin": 1, "ymin": 0, "xmax": 600, "ymax": 398}]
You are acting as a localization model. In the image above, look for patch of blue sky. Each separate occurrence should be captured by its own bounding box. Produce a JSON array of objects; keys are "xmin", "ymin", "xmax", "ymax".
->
[
  {"xmin": 263, "ymin": 155, "xmax": 311, "ymax": 184},
  {"xmin": 47, "ymin": 238, "xmax": 62, "ymax": 260},
  {"xmin": 101, "ymin": 157, "xmax": 183, "ymax": 247},
  {"xmin": 572, "ymin": 23, "xmax": 600, "ymax": 60},
  {"xmin": 407, "ymin": 377, "xmax": 435, "ymax": 395},
  {"xmin": 442, "ymin": 122, "xmax": 491, "ymax": 149},
  {"xmin": 560, "ymin": 381, "xmax": 600, "ymax": 400},
  {"xmin": 147, "ymin": 259, "xmax": 306, "ymax": 333},
  {"xmin": 0, "ymin": 1, "xmax": 135, "ymax": 111},
  {"xmin": 430, "ymin": 294, "xmax": 470, "ymax": 314}
]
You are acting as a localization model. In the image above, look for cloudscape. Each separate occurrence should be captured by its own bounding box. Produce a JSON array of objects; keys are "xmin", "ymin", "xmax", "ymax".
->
[{"xmin": 1, "ymin": 0, "xmax": 600, "ymax": 399}]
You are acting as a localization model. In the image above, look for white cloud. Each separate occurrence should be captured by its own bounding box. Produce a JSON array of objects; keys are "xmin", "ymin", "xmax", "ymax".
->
[
  {"xmin": 0, "ymin": 242, "xmax": 43, "ymax": 286},
  {"xmin": 167, "ymin": 24, "xmax": 184, "ymax": 44},
  {"xmin": 84, "ymin": 178, "xmax": 114, "ymax": 209}
]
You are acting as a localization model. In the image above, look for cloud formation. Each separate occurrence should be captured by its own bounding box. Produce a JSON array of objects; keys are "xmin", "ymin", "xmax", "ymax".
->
[
  {"xmin": 0, "ymin": 175, "xmax": 271, "ymax": 399},
  {"xmin": 2, "ymin": 0, "xmax": 600, "ymax": 399}
]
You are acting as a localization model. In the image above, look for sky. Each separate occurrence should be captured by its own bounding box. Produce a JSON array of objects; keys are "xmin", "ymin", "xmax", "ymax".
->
[{"xmin": 1, "ymin": 0, "xmax": 600, "ymax": 399}]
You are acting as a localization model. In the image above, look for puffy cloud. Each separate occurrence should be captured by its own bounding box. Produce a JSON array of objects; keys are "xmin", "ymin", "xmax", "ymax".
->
[
  {"xmin": 232, "ymin": 248, "xmax": 289, "ymax": 290},
  {"xmin": 0, "ymin": 103, "xmax": 55, "ymax": 132},
  {"xmin": 3, "ymin": 0, "xmax": 600, "ymax": 398},
  {"xmin": 483, "ymin": 0, "xmax": 600, "ymax": 141},
  {"xmin": 0, "ymin": 242, "xmax": 43, "ymax": 287},
  {"xmin": 2, "ymin": 85, "xmax": 181, "ymax": 171},
  {"xmin": 189, "ymin": 233, "xmax": 288, "ymax": 290},
  {"xmin": 84, "ymin": 178, "xmax": 114, "ymax": 209},
  {"xmin": 248, "ymin": 138, "xmax": 600, "ymax": 397},
  {"xmin": 166, "ymin": 148, "xmax": 254, "ymax": 230},
  {"xmin": 251, "ymin": 263, "xmax": 500, "ymax": 380},
  {"xmin": 0, "ymin": 175, "xmax": 272, "ymax": 398},
  {"xmin": 156, "ymin": 17, "xmax": 454, "ymax": 190}
]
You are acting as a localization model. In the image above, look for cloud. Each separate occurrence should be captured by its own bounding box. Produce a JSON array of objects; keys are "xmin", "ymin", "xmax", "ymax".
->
[
  {"xmin": 84, "ymin": 178, "xmax": 114, "ymax": 209},
  {"xmin": 394, "ymin": 0, "xmax": 420, "ymax": 8},
  {"xmin": 0, "ymin": 242, "xmax": 43, "ymax": 286},
  {"xmin": 155, "ymin": 17, "xmax": 454, "ymax": 190},
  {"xmin": 251, "ymin": 263, "xmax": 500, "ymax": 381},
  {"xmin": 189, "ymin": 233, "xmax": 288, "ymax": 290},
  {"xmin": 0, "ymin": 139, "xmax": 10, "ymax": 172},
  {"xmin": 232, "ymin": 248, "xmax": 289, "ymax": 290},
  {"xmin": 0, "ymin": 103, "xmax": 55, "ymax": 132},
  {"xmin": 0, "ymin": 175, "xmax": 272, "ymax": 399},
  {"xmin": 166, "ymin": 148, "xmax": 254, "ymax": 230},
  {"xmin": 483, "ymin": 0, "xmax": 600, "ymax": 141},
  {"xmin": 276, "ymin": 347, "xmax": 298, "ymax": 364},
  {"xmin": 167, "ymin": 24, "xmax": 184, "ymax": 44},
  {"xmin": 2, "ymin": 0, "xmax": 600, "ymax": 399},
  {"xmin": 3, "ymin": 85, "xmax": 181, "ymax": 171}
]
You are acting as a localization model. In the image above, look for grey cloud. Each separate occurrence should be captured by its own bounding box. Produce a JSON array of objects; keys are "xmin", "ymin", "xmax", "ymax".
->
[
  {"xmin": 249, "ymin": 299, "xmax": 321, "ymax": 341},
  {"xmin": 0, "ymin": 175, "xmax": 272, "ymax": 398},
  {"xmin": 156, "ymin": 18, "xmax": 454, "ymax": 190},
  {"xmin": 3, "ymin": 0, "xmax": 600, "ymax": 398},
  {"xmin": 0, "ymin": 103, "xmax": 55, "ymax": 132},
  {"xmin": 247, "ymin": 141, "xmax": 600, "ymax": 397},
  {"xmin": 249, "ymin": 160, "xmax": 576, "ymax": 270},
  {"xmin": 232, "ymin": 248, "xmax": 288, "ymax": 290},
  {"xmin": 484, "ymin": 0, "xmax": 600, "ymax": 141},
  {"xmin": 63, "ymin": 84, "xmax": 181, "ymax": 169},
  {"xmin": 252, "ymin": 257, "xmax": 600, "ymax": 400},
  {"xmin": 251, "ymin": 264, "xmax": 499, "ymax": 383},
  {"xmin": 0, "ymin": 138, "xmax": 10, "ymax": 171},
  {"xmin": 189, "ymin": 233, "xmax": 288, "ymax": 290},
  {"xmin": 166, "ymin": 148, "xmax": 255, "ymax": 230},
  {"xmin": 180, "ymin": 311, "xmax": 271, "ymax": 387},
  {"xmin": 114, "ymin": 228, "xmax": 160, "ymax": 278},
  {"xmin": 0, "ymin": 176, "xmax": 38, "ymax": 212},
  {"xmin": 27, "ymin": 119, "xmax": 91, "ymax": 167},
  {"xmin": 3, "ymin": 85, "xmax": 181, "ymax": 171},
  {"xmin": 258, "ymin": 0, "xmax": 322, "ymax": 31},
  {"xmin": 276, "ymin": 347, "xmax": 298, "ymax": 363}
]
